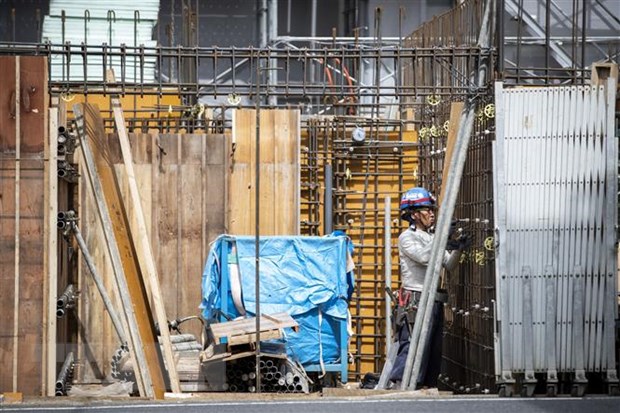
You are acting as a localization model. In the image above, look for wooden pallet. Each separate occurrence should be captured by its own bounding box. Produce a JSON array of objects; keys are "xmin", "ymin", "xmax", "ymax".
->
[{"xmin": 209, "ymin": 313, "xmax": 298, "ymax": 347}]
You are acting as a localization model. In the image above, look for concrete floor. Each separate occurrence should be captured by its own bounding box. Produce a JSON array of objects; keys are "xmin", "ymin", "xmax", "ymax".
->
[{"xmin": 2, "ymin": 389, "xmax": 620, "ymax": 413}]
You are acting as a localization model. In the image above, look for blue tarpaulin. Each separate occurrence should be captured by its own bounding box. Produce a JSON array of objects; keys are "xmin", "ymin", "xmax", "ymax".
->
[{"xmin": 200, "ymin": 235, "xmax": 354, "ymax": 366}]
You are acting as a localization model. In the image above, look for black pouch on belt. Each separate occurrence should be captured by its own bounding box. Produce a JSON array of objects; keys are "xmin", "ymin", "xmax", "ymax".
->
[
  {"xmin": 435, "ymin": 288, "xmax": 449, "ymax": 303},
  {"xmin": 394, "ymin": 305, "xmax": 408, "ymax": 330},
  {"xmin": 405, "ymin": 306, "xmax": 417, "ymax": 325}
]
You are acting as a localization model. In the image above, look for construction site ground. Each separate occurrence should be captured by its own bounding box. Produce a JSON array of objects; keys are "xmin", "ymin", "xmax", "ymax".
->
[{"xmin": 2, "ymin": 388, "xmax": 620, "ymax": 413}]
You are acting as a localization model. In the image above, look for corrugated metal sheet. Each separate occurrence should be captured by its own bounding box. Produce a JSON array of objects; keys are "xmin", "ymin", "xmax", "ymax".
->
[
  {"xmin": 493, "ymin": 81, "xmax": 618, "ymax": 392},
  {"xmin": 47, "ymin": 0, "xmax": 159, "ymax": 20},
  {"xmin": 42, "ymin": 0, "xmax": 159, "ymax": 82}
]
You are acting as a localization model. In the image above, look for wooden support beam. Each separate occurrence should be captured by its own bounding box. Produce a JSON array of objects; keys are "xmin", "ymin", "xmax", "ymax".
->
[
  {"xmin": 73, "ymin": 103, "xmax": 167, "ymax": 399},
  {"xmin": 229, "ymin": 109, "xmax": 300, "ymax": 235},
  {"xmin": 1, "ymin": 56, "xmax": 48, "ymax": 396},
  {"xmin": 438, "ymin": 102, "xmax": 464, "ymax": 206},
  {"xmin": 45, "ymin": 107, "xmax": 59, "ymax": 397},
  {"xmin": 106, "ymin": 70, "xmax": 181, "ymax": 394},
  {"xmin": 12, "ymin": 56, "xmax": 21, "ymax": 393}
]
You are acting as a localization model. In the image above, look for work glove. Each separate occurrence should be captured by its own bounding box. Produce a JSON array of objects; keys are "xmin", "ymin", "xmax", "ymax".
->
[
  {"xmin": 457, "ymin": 232, "xmax": 473, "ymax": 250},
  {"xmin": 446, "ymin": 231, "xmax": 472, "ymax": 251},
  {"xmin": 449, "ymin": 219, "xmax": 459, "ymax": 237}
]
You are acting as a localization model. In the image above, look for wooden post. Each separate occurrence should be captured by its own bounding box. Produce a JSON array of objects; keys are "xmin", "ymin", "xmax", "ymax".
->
[
  {"xmin": 73, "ymin": 103, "xmax": 163, "ymax": 399},
  {"xmin": 106, "ymin": 70, "xmax": 181, "ymax": 394},
  {"xmin": 438, "ymin": 102, "xmax": 464, "ymax": 206},
  {"xmin": 45, "ymin": 106, "xmax": 59, "ymax": 396},
  {"xmin": 12, "ymin": 56, "xmax": 21, "ymax": 393}
]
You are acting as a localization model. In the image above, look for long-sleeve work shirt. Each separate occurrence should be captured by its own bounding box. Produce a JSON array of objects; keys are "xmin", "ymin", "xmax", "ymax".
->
[{"xmin": 398, "ymin": 226, "xmax": 459, "ymax": 292}]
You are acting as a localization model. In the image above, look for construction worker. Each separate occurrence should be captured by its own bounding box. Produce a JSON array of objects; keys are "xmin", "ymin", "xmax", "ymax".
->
[{"xmin": 388, "ymin": 187, "xmax": 467, "ymax": 389}]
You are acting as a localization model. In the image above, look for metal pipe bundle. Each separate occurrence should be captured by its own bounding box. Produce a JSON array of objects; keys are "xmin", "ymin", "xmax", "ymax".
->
[
  {"xmin": 55, "ymin": 352, "xmax": 75, "ymax": 396},
  {"xmin": 225, "ymin": 357, "xmax": 308, "ymax": 393},
  {"xmin": 56, "ymin": 284, "xmax": 76, "ymax": 318}
]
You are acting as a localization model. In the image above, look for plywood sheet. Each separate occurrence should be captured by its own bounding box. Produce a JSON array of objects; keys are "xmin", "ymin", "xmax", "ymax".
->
[
  {"xmin": 229, "ymin": 109, "xmax": 300, "ymax": 235},
  {"xmin": 77, "ymin": 103, "xmax": 166, "ymax": 398},
  {"xmin": 0, "ymin": 56, "xmax": 48, "ymax": 396},
  {"xmin": 77, "ymin": 132, "xmax": 229, "ymax": 383}
]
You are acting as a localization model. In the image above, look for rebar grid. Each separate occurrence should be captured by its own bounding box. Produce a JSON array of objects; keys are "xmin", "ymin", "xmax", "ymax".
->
[
  {"xmin": 301, "ymin": 117, "xmax": 416, "ymax": 379},
  {"xmin": 0, "ymin": 42, "xmax": 495, "ymax": 104},
  {"xmin": 417, "ymin": 93, "xmax": 496, "ymax": 393}
]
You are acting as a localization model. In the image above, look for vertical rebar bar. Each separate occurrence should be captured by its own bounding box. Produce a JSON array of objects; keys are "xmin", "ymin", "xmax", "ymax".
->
[
  {"xmin": 324, "ymin": 163, "xmax": 333, "ymax": 234},
  {"xmin": 255, "ymin": 62, "xmax": 262, "ymax": 391},
  {"xmin": 384, "ymin": 196, "xmax": 392, "ymax": 356}
]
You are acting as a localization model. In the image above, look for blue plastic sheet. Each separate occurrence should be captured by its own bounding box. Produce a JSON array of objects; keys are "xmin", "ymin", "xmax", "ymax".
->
[{"xmin": 200, "ymin": 235, "xmax": 354, "ymax": 366}]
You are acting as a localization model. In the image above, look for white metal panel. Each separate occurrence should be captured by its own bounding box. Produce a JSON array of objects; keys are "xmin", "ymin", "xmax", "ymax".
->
[
  {"xmin": 493, "ymin": 81, "xmax": 618, "ymax": 385},
  {"xmin": 42, "ymin": 0, "xmax": 160, "ymax": 82}
]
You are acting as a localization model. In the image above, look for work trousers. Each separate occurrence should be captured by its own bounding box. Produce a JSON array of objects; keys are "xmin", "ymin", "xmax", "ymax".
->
[{"xmin": 389, "ymin": 299, "xmax": 444, "ymax": 387}]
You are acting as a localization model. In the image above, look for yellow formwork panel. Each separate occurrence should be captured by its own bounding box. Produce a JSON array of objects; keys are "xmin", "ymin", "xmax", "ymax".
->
[
  {"xmin": 60, "ymin": 91, "xmax": 182, "ymax": 126},
  {"xmin": 300, "ymin": 126, "xmax": 418, "ymax": 378}
]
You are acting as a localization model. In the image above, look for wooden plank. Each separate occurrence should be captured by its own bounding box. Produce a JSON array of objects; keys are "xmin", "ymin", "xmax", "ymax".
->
[
  {"xmin": 52, "ymin": 96, "xmax": 74, "ymax": 386},
  {"xmin": 274, "ymin": 110, "xmax": 300, "ymax": 234},
  {"xmin": 176, "ymin": 132, "xmax": 183, "ymax": 317},
  {"xmin": 0, "ymin": 57, "xmax": 17, "ymax": 394},
  {"xmin": 180, "ymin": 134, "xmax": 204, "ymax": 339},
  {"xmin": 150, "ymin": 130, "xmax": 160, "ymax": 269},
  {"xmin": 76, "ymin": 130, "xmax": 230, "ymax": 386},
  {"xmin": 229, "ymin": 109, "xmax": 300, "ymax": 235},
  {"xmin": 2, "ymin": 392, "xmax": 23, "ymax": 403},
  {"xmin": 0, "ymin": 56, "xmax": 48, "ymax": 395},
  {"xmin": 205, "ymin": 134, "xmax": 230, "ymax": 244},
  {"xmin": 0, "ymin": 57, "xmax": 16, "ymax": 148},
  {"xmin": 229, "ymin": 109, "xmax": 255, "ymax": 234},
  {"xmin": 438, "ymin": 102, "xmax": 464, "ymax": 206},
  {"xmin": 19, "ymin": 57, "xmax": 48, "ymax": 153},
  {"xmin": 0, "ymin": 173, "xmax": 17, "ymax": 394},
  {"xmin": 107, "ymin": 70, "xmax": 181, "ymax": 393},
  {"xmin": 74, "ymin": 103, "xmax": 165, "ymax": 399},
  {"xmin": 209, "ymin": 312, "xmax": 298, "ymax": 341},
  {"xmin": 156, "ymin": 133, "xmax": 180, "ymax": 320},
  {"xmin": 227, "ymin": 330, "xmax": 282, "ymax": 346},
  {"xmin": 260, "ymin": 110, "xmax": 276, "ymax": 233},
  {"xmin": 45, "ymin": 107, "xmax": 59, "ymax": 396},
  {"xmin": 17, "ymin": 57, "xmax": 47, "ymax": 396},
  {"xmin": 12, "ymin": 56, "xmax": 21, "ymax": 393}
]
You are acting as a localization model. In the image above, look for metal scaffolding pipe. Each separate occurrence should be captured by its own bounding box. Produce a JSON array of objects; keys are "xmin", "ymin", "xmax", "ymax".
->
[
  {"xmin": 55, "ymin": 351, "xmax": 74, "ymax": 396},
  {"xmin": 56, "ymin": 283, "xmax": 76, "ymax": 318},
  {"xmin": 309, "ymin": 0, "xmax": 317, "ymax": 88},
  {"xmin": 384, "ymin": 196, "xmax": 392, "ymax": 356},
  {"xmin": 258, "ymin": 0, "xmax": 267, "ymax": 47},
  {"xmin": 267, "ymin": 0, "xmax": 278, "ymax": 107},
  {"xmin": 71, "ymin": 221, "xmax": 127, "ymax": 345}
]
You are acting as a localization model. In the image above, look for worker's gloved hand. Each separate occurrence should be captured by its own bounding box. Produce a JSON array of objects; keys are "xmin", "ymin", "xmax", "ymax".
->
[
  {"xmin": 446, "ymin": 238, "xmax": 461, "ymax": 251},
  {"xmin": 457, "ymin": 232, "xmax": 473, "ymax": 250},
  {"xmin": 449, "ymin": 219, "xmax": 459, "ymax": 237}
]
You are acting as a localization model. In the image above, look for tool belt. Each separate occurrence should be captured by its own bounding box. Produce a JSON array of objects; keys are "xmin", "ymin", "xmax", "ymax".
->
[
  {"xmin": 393, "ymin": 288, "xmax": 449, "ymax": 331},
  {"xmin": 393, "ymin": 289, "xmax": 418, "ymax": 331}
]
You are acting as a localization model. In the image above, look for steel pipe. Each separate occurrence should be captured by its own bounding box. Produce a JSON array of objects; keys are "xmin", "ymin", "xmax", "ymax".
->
[
  {"xmin": 70, "ymin": 221, "xmax": 128, "ymax": 344},
  {"xmin": 55, "ymin": 351, "xmax": 74, "ymax": 396},
  {"xmin": 56, "ymin": 284, "xmax": 75, "ymax": 318}
]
